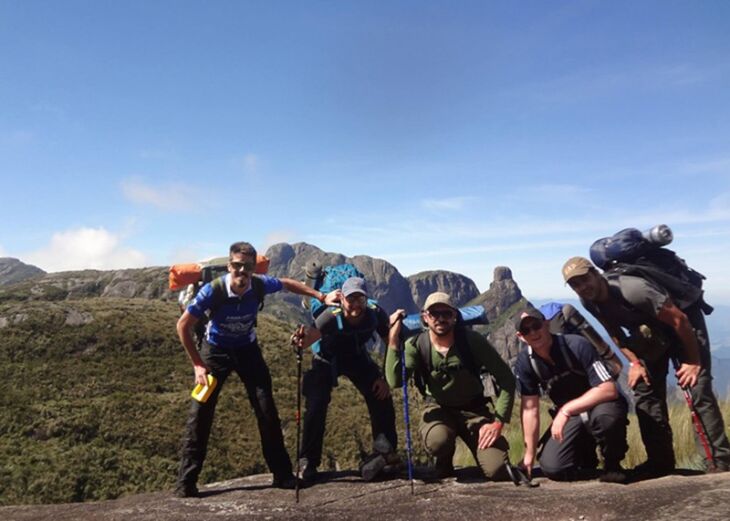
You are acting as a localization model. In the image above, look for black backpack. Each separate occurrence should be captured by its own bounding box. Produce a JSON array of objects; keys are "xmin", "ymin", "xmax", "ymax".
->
[{"xmin": 590, "ymin": 227, "xmax": 712, "ymax": 314}]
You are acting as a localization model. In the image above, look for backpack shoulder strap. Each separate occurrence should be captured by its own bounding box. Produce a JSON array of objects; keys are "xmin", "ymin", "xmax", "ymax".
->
[
  {"xmin": 209, "ymin": 276, "xmax": 228, "ymax": 314},
  {"xmin": 415, "ymin": 331, "xmax": 433, "ymax": 373},
  {"xmin": 332, "ymin": 307, "xmax": 345, "ymax": 331},
  {"xmin": 527, "ymin": 345, "xmax": 550, "ymax": 394},
  {"xmin": 454, "ymin": 328, "xmax": 480, "ymax": 379},
  {"xmin": 528, "ymin": 335, "xmax": 586, "ymax": 395},
  {"xmin": 555, "ymin": 334, "xmax": 585, "ymax": 377},
  {"xmin": 250, "ymin": 275, "xmax": 266, "ymax": 311},
  {"xmin": 412, "ymin": 332, "xmax": 432, "ymax": 397}
]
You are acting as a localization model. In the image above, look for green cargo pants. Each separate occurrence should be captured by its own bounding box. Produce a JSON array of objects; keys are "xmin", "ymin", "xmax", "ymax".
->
[{"xmin": 419, "ymin": 400, "xmax": 509, "ymax": 480}]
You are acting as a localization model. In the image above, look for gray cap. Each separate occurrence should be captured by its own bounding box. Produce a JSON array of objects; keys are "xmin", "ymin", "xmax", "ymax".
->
[{"xmin": 341, "ymin": 277, "xmax": 368, "ymax": 297}]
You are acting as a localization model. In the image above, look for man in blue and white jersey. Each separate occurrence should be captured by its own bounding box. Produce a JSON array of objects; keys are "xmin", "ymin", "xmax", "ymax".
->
[
  {"xmin": 513, "ymin": 308, "xmax": 628, "ymax": 484},
  {"xmin": 175, "ymin": 241, "xmax": 333, "ymax": 498}
]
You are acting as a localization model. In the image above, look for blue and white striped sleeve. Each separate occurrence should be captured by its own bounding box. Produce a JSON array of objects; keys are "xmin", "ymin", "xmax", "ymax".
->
[{"xmin": 566, "ymin": 335, "xmax": 612, "ymax": 387}]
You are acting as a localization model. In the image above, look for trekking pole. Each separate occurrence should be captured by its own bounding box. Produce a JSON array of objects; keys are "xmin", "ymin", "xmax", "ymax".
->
[
  {"xmin": 670, "ymin": 356, "xmax": 717, "ymax": 471},
  {"xmin": 292, "ymin": 325, "xmax": 305, "ymax": 503},
  {"xmin": 396, "ymin": 320, "xmax": 415, "ymax": 495}
]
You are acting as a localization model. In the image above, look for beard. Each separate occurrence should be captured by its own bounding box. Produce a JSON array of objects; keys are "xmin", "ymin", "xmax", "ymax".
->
[{"xmin": 430, "ymin": 322, "xmax": 454, "ymax": 337}]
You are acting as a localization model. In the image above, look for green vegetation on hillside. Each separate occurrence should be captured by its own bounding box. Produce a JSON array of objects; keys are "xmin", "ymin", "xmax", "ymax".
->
[{"xmin": 0, "ymin": 298, "xmax": 427, "ymax": 505}]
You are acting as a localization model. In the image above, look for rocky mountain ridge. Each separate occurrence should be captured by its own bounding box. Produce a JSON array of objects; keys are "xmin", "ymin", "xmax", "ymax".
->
[{"xmin": 0, "ymin": 244, "xmax": 528, "ymax": 361}]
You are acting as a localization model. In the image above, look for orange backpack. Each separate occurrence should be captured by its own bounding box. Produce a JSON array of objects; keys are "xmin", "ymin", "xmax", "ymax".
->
[{"xmin": 169, "ymin": 254, "xmax": 270, "ymax": 290}]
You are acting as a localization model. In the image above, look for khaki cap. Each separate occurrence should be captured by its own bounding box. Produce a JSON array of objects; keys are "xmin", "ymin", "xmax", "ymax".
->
[
  {"xmin": 423, "ymin": 292, "xmax": 457, "ymax": 311},
  {"xmin": 562, "ymin": 256, "xmax": 595, "ymax": 282}
]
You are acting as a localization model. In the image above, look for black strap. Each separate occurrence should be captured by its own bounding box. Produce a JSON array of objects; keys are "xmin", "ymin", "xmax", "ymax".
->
[
  {"xmin": 528, "ymin": 335, "xmax": 585, "ymax": 395},
  {"xmin": 413, "ymin": 328, "xmax": 483, "ymax": 396}
]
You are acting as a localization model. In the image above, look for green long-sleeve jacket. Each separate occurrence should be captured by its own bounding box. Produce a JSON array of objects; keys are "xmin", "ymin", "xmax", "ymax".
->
[{"xmin": 385, "ymin": 329, "xmax": 515, "ymax": 423}]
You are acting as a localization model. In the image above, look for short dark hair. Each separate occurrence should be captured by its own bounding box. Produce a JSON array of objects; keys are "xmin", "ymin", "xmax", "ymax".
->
[{"xmin": 229, "ymin": 241, "xmax": 257, "ymax": 260}]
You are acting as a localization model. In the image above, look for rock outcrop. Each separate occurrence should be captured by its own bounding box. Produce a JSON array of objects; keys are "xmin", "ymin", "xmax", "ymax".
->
[
  {"xmin": 2, "ymin": 470, "xmax": 728, "ymax": 521},
  {"xmin": 264, "ymin": 242, "xmax": 419, "ymax": 322},
  {"xmin": 468, "ymin": 266, "xmax": 528, "ymax": 363},
  {"xmin": 0, "ymin": 267, "xmax": 174, "ymax": 301},
  {"xmin": 0, "ymin": 257, "xmax": 45, "ymax": 286},
  {"xmin": 407, "ymin": 270, "xmax": 480, "ymax": 309}
]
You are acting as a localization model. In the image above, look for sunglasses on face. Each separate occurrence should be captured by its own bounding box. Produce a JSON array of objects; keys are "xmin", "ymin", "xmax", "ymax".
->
[
  {"xmin": 345, "ymin": 294, "xmax": 367, "ymax": 304},
  {"xmin": 427, "ymin": 309, "xmax": 456, "ymax": 320},
  {"xmin": 519, "ymin": 322, "xmax": 544, "ymax": 335},
  {"xmin": 230, "ymin": 261, "xmax": 255, "ymax": 272}
]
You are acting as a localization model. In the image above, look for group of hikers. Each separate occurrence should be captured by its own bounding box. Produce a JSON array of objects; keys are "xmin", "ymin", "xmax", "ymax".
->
[{"xmin": 172, "ymin": 240, "xmax": 730, "ymax": 498}]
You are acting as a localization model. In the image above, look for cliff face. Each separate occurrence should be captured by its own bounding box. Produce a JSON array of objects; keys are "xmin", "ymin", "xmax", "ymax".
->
[
  {"xmin": 263, "ymin": 242, "xmax": 419, "ymax": 323},
  {"xmin": 407, "ymin": 270, "xmax": 480, "ymax": 309},
  {"xmin": 468, "ymin": 266, "xmax": 528, "ymax": 363}
]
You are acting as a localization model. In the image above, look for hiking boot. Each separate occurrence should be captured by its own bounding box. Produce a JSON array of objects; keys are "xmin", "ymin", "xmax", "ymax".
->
[
  {"xmin": 173, "ymin": 483, "xmax": 199, "ymax": 498},
  {"xmin": 373, "ymin": 433, "xmax": 394, "ymax": 455},
  {"xmin": 360, "ymin": 453, "xmax": 387, "ymax": 481},
  {"xmin": 272, "ymin": 474, "xmax": 308, "ymax": 490},
  {"xmin": 599, "ymin": 464, "xmax": 628, "ymax": 484},
  {"xmin": 299, "ymin": 458, "xmax": 319, "ymax": 483},
  {"xmin": 426, "ymin": 456, "xmax": 454, "ymax": 480},
  {"xmin": 632, "ymin": 460, "xmax": 674, "ymax": 480}
]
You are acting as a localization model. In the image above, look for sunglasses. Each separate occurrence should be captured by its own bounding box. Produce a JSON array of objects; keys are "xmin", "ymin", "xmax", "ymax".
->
[
  {"xmin": 519, "ymin": 322, "xmax": 543, "ymax": 335},
  {"xmin": 345, "ymin": 294, "xmax": 367, "ymax": 304},
  {"xmin": 230, "ymin": 261, "xmax": 255, "ymax": 272},
  {"xmin": 427, "ymin": 309, "xmax": 456, "ymax": 320}
]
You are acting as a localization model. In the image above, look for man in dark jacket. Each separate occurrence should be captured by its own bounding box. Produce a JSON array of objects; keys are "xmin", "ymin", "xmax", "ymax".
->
[
  {"xmin": 513, "ymin": 308, "xmax": 628, "ymax": 483},
  {"xmin": 563, "ymin": 256, "xmax": 730, "ymax": 475},
  {"xmin": 292, "ymin": 277, "xmax": 399, "ymax": 483}
]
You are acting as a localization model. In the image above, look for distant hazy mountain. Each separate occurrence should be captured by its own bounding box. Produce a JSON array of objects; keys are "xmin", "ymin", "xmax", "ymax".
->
[{"xmin": 0, "ymin": 257, "xmax": 44, "ymax": 286}]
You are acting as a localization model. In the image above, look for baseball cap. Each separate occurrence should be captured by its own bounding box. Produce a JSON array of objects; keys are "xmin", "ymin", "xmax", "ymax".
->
[
  {"xmin": 562, "ymin": 256, "xmax": 595, "ymax": 282},
  {"xmin": 341, "ymin": 277, "xmax": 368, "ymax": 297},
  {"xmin": 513, "ymin": 308, "xmax": 546, "ymax": 330},
  {"xmin": 423, "ymin": 292, "xmax": 457, "ymax": 311}
]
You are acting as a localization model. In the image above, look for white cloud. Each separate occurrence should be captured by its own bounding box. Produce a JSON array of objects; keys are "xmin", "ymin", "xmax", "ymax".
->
[
  {"xmin": 120, "ymin": 177, "xmax": 197, "ymax": 211},
  {"xmin": 23, "ymin": 227, "xmax": 147, "ymax": 272},
  {"xmin": 421, "ymin": 196, "xmax": 476, "ymax": 211}
]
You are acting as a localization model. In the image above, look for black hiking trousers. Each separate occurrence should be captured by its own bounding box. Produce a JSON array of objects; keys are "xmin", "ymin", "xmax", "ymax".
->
[
  {"xmin": 299, "ymin": 352, "xmax": 397, "ymax": 469},
  {"xmin": 539, "ymin": 396, "xmax": 628, "ymax": 480},
  {"xmin": 634, "ymin": 305, "xmax": 730, "ymax": 471},
  {"xmin": 177, "ymin": 340, "xmax": 293, "ymax": 489}
]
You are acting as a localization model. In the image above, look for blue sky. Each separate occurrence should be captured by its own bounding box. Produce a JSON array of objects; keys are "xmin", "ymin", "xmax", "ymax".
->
[{"xmin": 2, "ymin": 1, "xmax": 730, "ymax": 303}]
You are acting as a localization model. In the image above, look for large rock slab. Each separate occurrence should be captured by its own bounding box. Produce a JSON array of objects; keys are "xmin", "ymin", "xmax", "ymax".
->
[{"xmin": 2, "ymin": 471, "xmax": 728, "ymax": 521}]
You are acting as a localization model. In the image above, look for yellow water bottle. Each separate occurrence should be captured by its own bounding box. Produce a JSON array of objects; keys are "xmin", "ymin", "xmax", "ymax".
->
[{"xmin": 191, "ymin": 374, "xmax": 217, "ymax": 403}]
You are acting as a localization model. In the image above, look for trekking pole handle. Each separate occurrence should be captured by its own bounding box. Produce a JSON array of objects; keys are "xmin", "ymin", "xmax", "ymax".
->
[{"xmin": 291, "ymin": 324, "xmax": 306, "ymax": 357}]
